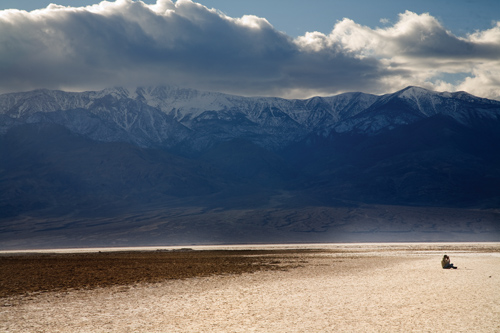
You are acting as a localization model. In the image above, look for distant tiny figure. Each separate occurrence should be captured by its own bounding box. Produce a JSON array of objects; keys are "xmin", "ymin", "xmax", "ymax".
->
[{"xmin": 441, "ymin": 255, "xmax": 457, "ymax": 269}]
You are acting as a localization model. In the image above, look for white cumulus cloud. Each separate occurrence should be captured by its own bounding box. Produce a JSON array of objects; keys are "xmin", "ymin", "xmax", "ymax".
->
[{"xmin": 0, "ymin": 0, "xmax": 499, "ymax": 99}]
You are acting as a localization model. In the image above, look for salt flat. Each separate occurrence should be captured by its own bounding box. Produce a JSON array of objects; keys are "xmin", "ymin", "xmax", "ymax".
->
[{"xmin": 1, "ymin": 243, "xmax": 499, "ymax": 332}]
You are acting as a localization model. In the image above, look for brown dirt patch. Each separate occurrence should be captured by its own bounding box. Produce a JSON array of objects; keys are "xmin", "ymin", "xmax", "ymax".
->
[{"xmin": 0, "ymin": 249, "xmax": 313, "ymax": 298}]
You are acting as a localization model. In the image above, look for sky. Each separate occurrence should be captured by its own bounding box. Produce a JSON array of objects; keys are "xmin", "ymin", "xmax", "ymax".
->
[{"xmin": 1, "ymin": 0, "xmax": 499, "ymax": 99}]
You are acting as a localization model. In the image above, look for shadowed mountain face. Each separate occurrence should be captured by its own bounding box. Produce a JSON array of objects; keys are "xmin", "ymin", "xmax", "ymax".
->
[
  {"xmin": 1, "ymin": 86, "xmax": 499, "ymax": 249},
  {"xmin": 287, "ymin": 115, "xmax": 500, "ymax": 207}
]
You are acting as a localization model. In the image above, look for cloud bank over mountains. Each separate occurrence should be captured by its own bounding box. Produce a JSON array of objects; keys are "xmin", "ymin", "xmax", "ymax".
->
[{"xmin": 1, "ymin": 0, "xmax": 499, "ymax": 99}]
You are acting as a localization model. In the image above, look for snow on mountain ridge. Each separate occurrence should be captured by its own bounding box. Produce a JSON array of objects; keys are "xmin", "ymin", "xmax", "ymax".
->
[
  {"xmin": 332, "ymin": 86, "xmax": 500, "ymax": 133},
  {"xmin": 124, "ymin": 86, "xmax": 378, "ymax": 131},
  {"xmin": 0, "ymin": 85, "xmax": 378, "ymax": 127},
  {"xmin": 1, "ymin": 85, "xmax": 500, "ymax": 148}
]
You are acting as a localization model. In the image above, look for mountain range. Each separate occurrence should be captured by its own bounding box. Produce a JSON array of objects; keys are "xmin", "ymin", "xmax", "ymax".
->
[{"xmin": 1, "ymin": 86, "xmax": 499, "ymax": 249}]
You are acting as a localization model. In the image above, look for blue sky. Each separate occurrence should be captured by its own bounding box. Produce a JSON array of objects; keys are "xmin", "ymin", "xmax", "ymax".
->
[
  {"xmin": 3, "ymin": 0, "xmax": 498, "ymax": 37},
  {"xmin": 1, "ymin": 0, "xmax": 499, "ymax": 99},
  {"xmin": 199, "ymin": 0, "xmax": 500, "ymax": 38}
]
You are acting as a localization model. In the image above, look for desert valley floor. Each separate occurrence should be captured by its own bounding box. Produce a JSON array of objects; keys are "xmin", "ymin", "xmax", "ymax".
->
[{"xmin": 1, "ymin": 243, "xmax": 499, "ymax": 332}]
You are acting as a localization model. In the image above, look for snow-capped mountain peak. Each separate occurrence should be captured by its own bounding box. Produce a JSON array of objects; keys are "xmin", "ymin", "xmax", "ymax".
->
[{"xmin": 1, "ymin": 85, "xmax": 500, "ymax": 150}]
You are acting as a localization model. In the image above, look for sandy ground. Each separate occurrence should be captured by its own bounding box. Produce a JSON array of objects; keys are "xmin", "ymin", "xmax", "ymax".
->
[{"xmin": 1, "ymin": 243, "xmax": 499, "ymax": 332}]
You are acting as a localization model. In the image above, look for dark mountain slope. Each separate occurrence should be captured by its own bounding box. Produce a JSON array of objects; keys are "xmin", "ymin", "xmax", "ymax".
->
[
  {"xmin": 200, "ymin": 138, "xmax": 294, "ymax": 185},
  {"xmin": 0, "ymin": 123, "xmax": 220, "ymax": 218},
  {"xmin": 286, "ymin": 115, "xmax": 500, "ymax": 207}
]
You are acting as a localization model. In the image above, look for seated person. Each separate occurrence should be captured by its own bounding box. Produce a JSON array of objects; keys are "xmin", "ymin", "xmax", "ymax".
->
[{"xmin": 441, "ymin": 255, "xmax": 457, "ymax": 269}]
